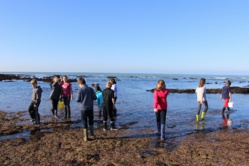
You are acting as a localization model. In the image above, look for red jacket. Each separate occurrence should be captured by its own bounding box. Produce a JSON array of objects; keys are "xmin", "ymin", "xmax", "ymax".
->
[{"xmin": 154, "ymin": 89, "xmax": 169, "ymax": 110}]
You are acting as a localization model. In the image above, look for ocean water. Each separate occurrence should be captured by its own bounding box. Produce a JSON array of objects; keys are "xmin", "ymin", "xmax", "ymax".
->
[{"xmin": 1, "ymin": 72, "xmax": 249, "ymax": 138}]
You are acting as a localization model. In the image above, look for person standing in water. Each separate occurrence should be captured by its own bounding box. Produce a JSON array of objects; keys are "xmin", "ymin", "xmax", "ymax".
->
[
  {"xmin": 95, "ymin": 84, "xmax": 103, "ymax": 118},
  {"xmin": 61, "ymin": 76, "xmax": 73, "ymax": 119},
  {"xmin": 109, "ymin": 78, "xmax": 118, "ymax": 116},
  {"xmin": 102, "ymin": 81, "xmax": 118, "ymax": 130},
  {"xmin": 195, "ymin": 78, "xmax": 208, "ymax": 122},
  {"xmin": 153, "ymin": 80, "xmax": 169, "ymax": 141},
  {"xmin": 76, "ymin": 77, "xmax": 97, "ymax": 142},
  {"xmin": 29, "ymin": 79, "xmax": 43, "ymax": 124},
  {"xmin": 49, "ymin": 76, "xmax": 61, "ymax": 119},
  {"xmin": 221, "ymin": 80, "xmax": 232, "ymax": 114}
]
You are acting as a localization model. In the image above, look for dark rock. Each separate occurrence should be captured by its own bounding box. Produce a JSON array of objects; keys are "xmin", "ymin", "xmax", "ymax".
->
[{"xmin": 172, "ymin": 78, "xmax": 178, "ymax": 80}]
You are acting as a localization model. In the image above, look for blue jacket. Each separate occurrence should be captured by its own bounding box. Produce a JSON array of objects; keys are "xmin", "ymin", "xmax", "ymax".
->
[
  {"xmin": 96, "ymin": 91, "xmax": 103, "ymax": 106},
  {"xmin": 76, "ymin": 85, "xmax": 96, "ymax": 111}
]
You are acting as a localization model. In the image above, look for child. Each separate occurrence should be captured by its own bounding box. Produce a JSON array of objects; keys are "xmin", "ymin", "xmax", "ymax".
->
[
  {"xmin": 28, "ymin": 79, "xmax": 43, "ymax": 124},
  {"xmin": 154, "ymin": 80, "xmax": 169, "ymax": 141},
  {"xmin": 102, "ymin": 81, "xmax": 118, "ymax": 130},
  {"xmin": 195, "ymin": 78, "xmax": 208, "ymax": 122},
  {"xmin": 49, "ymin": 76, "xmax": 61, "ymax": 119},
  {"xmin": 109, "ymin": 78, "xmax": 118, "ymax": 116},
  {"xmin": 221, "ymin": 80, "xmax": 232, "ymax": 114},
  {"xmin": 61, "ymin": 75, "xmax": 73, "ymax": 119},
  {"xmin": 95, "ymin": 84, "xmax": 103, "ymax": 118},
  {"xmin": 76, "ymin": 77, "xmax": 97, "ymax": 141}
]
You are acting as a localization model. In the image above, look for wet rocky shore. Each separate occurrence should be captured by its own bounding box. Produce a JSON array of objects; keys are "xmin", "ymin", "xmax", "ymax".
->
[{"xmin": 1, "ymin": 110, "xmax": 249, "ymax": 165}]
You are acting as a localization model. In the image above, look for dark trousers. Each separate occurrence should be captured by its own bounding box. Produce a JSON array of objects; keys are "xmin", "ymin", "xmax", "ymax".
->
[
  {"xmin": 155, "ymin": 110, "xmax": 167, "ymax": 125},
  {"xmin": 51, "ymin": 99, "xmax": 59, "ymax": 112},
  {"xmin": 197, "ymin": 101, "xmax": 208, "ymax": 115},
  {"xmin": 28, "ymin": 101, "xmax": 40, "ymax": 122},
  {"xmin": 103, "ymin": 104, "xmax": 114, "ymax": 121},
  {"xmin": 81, "ymin": 110, "xmax": 94, "ymax": 129},
  {"xmin": 63, "ymin": 96, "xmax": 71, "ymax": 118},
  {"xmin": 63, "ymin": 96, "xmax": 71, "ymax": 109}
]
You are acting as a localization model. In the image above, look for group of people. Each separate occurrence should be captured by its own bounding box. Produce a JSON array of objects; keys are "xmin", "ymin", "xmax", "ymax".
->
[
  {"xmin": 28, "ymin": 76, "xmax": 118, "ymax": 138},
  {"xmin": 153, "ymin": 78, "xmax": 232, "ymax": 141},
  {"xmin": 28, "ymin": 75, "xmax": 233, "ymax": 142}
]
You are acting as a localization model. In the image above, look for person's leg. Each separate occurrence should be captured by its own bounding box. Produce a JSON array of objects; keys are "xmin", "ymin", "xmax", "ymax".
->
[
  {"xmin": 35, "ymin": 102, "xmax": 41, "ymax": 124},
  {"xmin": 160, "ymin": 110, "xmax": 167, "ymax": 140},
  {"xmin": 196, "ymin": 102, "xmax": 202, "ymax": 122},
  {"xmin": 222, "ymin": 99, "xmax": 229, "ymax": 114},
  {"xmin": 103, "ymin": 105, "xmax": 108, "ymax": 130},
  {"xmin": 81, "ymin": 110, "xmax": 88, "ymax": 141},
  {"xmin": 113, "ymin": 97, "xmax": 117, "ymax": 116},
  {"xmin": 63, "ymin": 97, "xmax": 68, "ymax": 118},
  {"xmin": 109, "ymin": 105, "xmax": 118, "ymax": 130},
  {"xmin": 53, "ymin": 99, "xmax": 59, "ymax": 118},
  {"xmin": 201, "ymin": 101, "xmax": 208, "ymax": 120},
  {"xmin": 88, "ymin": 110, "xmax": 95, "ymax": 137},
  {"xmin": 28, "ymin": 102, "xmax": 35, "ymax": 121},
  {"xmin": 67, "ymin": 96, "xmax": 71, "ymax": 118},
  {"xmin": 99, "ymin": 103, "xmax": 102, "ymax": 118},
  {"xmin": 155, "ymin": 111, "xmax": 161, "ymax": 135}
]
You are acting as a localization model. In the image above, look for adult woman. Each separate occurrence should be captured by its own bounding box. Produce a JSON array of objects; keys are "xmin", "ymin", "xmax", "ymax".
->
[
  {"xmin": 154, "ymin": 80, "xmax": 169, "ymax": 141},
  {"xmin": 61, "ymin": 76, "xmax": 73, "ymax": 118}
]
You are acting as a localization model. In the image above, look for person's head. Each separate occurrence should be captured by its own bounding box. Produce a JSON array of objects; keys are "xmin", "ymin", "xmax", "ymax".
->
[
  {"xmin": 198, "ymin": 78, "xmax": 206, "ymax": 87},
  {"xmin": 78, "ymin": 77, "xmax": 86, "ymax": 86},
  {"xmin": 109, "ymin": 78, "xmax": 116, "ymax": 84},
  {"xmin": 156, "ymin": 80, "xmax": 166, "ymax": 91},
  {"xmin": 53, "ymin": 75, "xmax": 60, "ymax": 83},
  {"xmin": 62, "ymin": 75, "xmax": 68, "ymax": 83},
  {"xmin": 95, "ymin": 84, "xmax": 102, "ymax": 92},
  {"xmin": 106, "ymin": 81, "xmax": 112, "ymax": 88},
  {"xmin": 30, "ymin": 79, "xmax": 37, "ymax": 88},
  {"xmin": 226, "ymin": 80, "xmax": 231, "ymax": 86}
]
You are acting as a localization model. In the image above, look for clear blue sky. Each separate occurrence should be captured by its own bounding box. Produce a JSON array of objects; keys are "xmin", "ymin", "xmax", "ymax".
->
[{"xmin": 0, "ymin": 0, "xmax": 248, "ymax": 74}]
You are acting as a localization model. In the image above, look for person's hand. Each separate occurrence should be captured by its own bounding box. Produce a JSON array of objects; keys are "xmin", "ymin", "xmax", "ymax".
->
[
  {"xmin": 154, "ymin": 109, "xmax": 158, "ymax": 112},
  {"xmin": 71, "ymin": 96, "xmax": 74, "ymax": 101},
  {"xmin": 34, "ymin": 104, "xmax": 37, "ymax": 108},
  {"xmin": 200, "ymin": 100, "xmax": 203, "ymax": 104}
]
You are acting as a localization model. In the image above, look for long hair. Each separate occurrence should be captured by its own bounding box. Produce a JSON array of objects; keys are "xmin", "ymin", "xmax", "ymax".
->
[
  {"xmin": 95, "ymin": 84, "xmax": 102, "ymax": 92},
  {"xmin": 156, "ymin": 80, "xmax": 166, "ymax": 91},
  {"xmin": 198, "ymin": 78, "xmax": 206, "ymax": 88}
]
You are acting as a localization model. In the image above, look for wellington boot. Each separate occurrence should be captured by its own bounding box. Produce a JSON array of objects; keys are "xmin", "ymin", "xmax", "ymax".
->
[
  {"xmin": 83, "ymin": 129, "xmax": 88, "ymax": 142},
  {"xmin": 201, "ymin": 112, "xmax": 206, "ymax": 120},
  {"xmin": 196, "ymin": 114, "xmax": 200, "ymax": 122},
  {"xmin": 103, "ymin": 121, "xmax": 107, "ymax": 131},
  {"xmin": 89, "ymin": 125, "xmax": 95, "ymax": 137}
]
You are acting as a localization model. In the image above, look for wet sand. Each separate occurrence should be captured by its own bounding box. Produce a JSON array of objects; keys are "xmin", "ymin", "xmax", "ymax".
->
[{"xmin": 1, "ymin": 111, "xmax": 249, "ymax": 165}]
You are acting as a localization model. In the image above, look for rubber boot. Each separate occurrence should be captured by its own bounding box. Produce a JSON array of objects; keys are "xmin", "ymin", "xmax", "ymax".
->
[
  {"xmin": 201, "ymin": 112, "xmax": 206, "ymax": 121},
  {"xmin": 160, "ymin": 124, "xmax": 165, "ymax": 141},
  {"xmin": 54, "ymin": 110, "xmax": 59, "ymax": 119},
  {"xmin": 98, "ymin": 110, "xmax": 102, "ymax": 118},
  {"xmin": 64, "ymin": 108, "xmax": 68, "ymax": 119},
  {"xmin": 103, "ymin": 121, "xmax": 107, "ymax": 131},
  {"xmin": 156, "ymin": 122, "xmax": 161, "ymax": 136},
  {"xmin": 51, "ymin": 109, "xmax": 55, "ymax": 116},
  {"xmin": 83, "ymin": 129, "xmax": 88, "ymax": 142},
  {"xmin": 110, "ymin": 121, "xmax": 118, "ymax": 130},
  {"xmin": 196, "ymin": 114, "xmax": 200, "ymax": 122},
  {"xmin": 89, "ymin": 125, "xmax": 95, "ymax": 138}
]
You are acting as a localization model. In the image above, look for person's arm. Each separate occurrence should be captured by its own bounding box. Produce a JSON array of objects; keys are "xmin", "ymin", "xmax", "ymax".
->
[
  {"xmin": 154, "ymin": 91, "xmax": 158, "ymax": 112},
  {"xmin": 92, "ymin": 89, "xmax": 97, "ymax": 100},
  {"xmin": 96, "ymin": 94, "xmax": 100, "ymax": 106},
  {"xmin": 229, "ymin": 92, "xmax": 232, "ymax": 101},
  {"xmin": 70, "ymin": 84, "xmax": 74, "ymax": 100}
]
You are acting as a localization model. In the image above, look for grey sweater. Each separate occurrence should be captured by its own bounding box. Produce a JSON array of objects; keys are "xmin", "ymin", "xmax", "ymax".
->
[
  {"xmin": 76, "ymin": 85, "xmax": 96, "ymax": 111},
  {"xmin": 32, "ymin": 86, "xmax": 43, "ymax": 104}
]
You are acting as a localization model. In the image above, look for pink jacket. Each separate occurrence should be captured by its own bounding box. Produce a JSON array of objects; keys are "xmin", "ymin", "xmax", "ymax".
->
[{"xmin": 154, "ymin": 89, "xmax": 169, "ymax": 110}]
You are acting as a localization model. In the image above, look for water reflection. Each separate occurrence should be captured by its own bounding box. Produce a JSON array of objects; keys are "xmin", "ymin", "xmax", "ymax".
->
[
  {"xmin": 222, "ymin": 113, "xmax": 232, "ymax": 129},
  {"xmin": 196, "ymin": 122, "xmax": 205, "ymax": 131}
]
